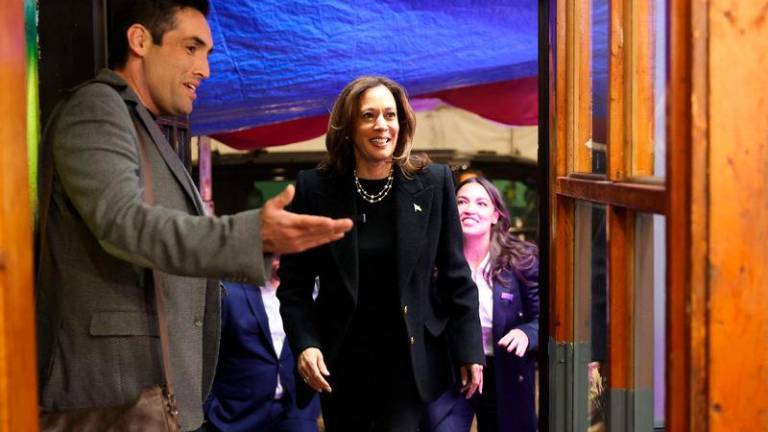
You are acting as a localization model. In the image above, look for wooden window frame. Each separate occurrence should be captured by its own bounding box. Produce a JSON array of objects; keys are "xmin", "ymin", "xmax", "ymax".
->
[{"xmin": 550, "ymin": 0, "xmax": 668, "ymax": 429}]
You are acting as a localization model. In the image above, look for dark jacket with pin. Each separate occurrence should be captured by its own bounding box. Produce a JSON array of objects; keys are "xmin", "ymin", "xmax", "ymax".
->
[
  {"xmin": 425, "ymin": 265, "xmax": 540, "ymax": 432},
  {"xmin": 489, "ymin": 265, "xmax": 539, "ymax": 431},
  {"xmin": 277, "ymin": 163, "xmax": 484, "ymax": 408}
]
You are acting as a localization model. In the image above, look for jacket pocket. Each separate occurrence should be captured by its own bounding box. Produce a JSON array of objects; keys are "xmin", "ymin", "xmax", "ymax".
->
[
  {"xmin": 89, "ymin": 311, "xmax": 158, "ymax": 336},
  {"xmin": 424, "ymin": 317, "xmax": 449, "ymax": 337}
]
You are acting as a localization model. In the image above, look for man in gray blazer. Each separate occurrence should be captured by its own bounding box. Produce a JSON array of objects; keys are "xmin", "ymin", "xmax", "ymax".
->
[{"xmin": 35, "ymin": 1, "xmax": 352, "ymax": 430}]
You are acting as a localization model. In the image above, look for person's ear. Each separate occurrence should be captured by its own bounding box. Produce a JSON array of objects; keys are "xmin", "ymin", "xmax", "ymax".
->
[
  {"xmin": 492, "ymin": 210, "xmax": 500, "ymax": 225},
  {"xmin": 126, "ymin": 24, "xmax": 152, "ymax": 57}
]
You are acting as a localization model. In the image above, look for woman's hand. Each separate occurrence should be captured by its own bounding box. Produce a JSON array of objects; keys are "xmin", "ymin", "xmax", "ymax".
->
[
  {"xmin": 459, "ymin": 363, "xmax": 484, "ymax": 399},
  {"xmin": 498, "ymin": 328, "xmax": 529, "ymax": 357},
  {"xmin": 298, "ymin": 347, "xmax": 332, "ymax": 393}
]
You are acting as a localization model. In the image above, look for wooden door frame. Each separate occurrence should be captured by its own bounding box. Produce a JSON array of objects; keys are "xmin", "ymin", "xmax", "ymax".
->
[
  {"xmin": 548, "ymin": 0, "xmax": 667, "ymax": 429},
  {"xmin": 550, "ymin": 0, "xmax": 768, "ymax": 430},
  {"xmin": 0, "ymin": 0, "xmax": 39, "ymax": 430},
  {"xmin": 667, "ymin": 0, "xmax": 768, "ymax": 430}
]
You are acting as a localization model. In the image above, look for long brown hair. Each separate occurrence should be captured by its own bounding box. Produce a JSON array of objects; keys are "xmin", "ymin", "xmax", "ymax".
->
[
  {"xmin": 458, "ymin": 176, "xmax": 538, "ymax": 288},
  {"xmin": 321, "ymin": 76, "xmax": 429, "ymax": 177}
]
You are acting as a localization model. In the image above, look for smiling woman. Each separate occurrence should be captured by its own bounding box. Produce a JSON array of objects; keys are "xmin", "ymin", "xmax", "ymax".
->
[
  {"xmin": 277, "ymin": 76, "xmax": 485, "ymax": 431},
  {"xmin": 351, "ymin": 85, "xmax": 400, "ymax": 179},
  {"xmin": 425, "ymin": 176, "xmax": 539, "ymax": 432}
]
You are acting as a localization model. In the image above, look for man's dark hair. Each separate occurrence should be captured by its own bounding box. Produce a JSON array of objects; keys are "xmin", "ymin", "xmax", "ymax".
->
[{"xmin": 109, "ymin": 0, "xmax": 210, "ymax": 69}]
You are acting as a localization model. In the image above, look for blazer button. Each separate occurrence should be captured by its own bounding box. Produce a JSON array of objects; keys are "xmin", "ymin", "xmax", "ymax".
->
[
  {"xmin": 409, "ymin": 336, "xmax": 415, "ymax": 345},
  {"xmin": 518, "ymin": 375, "xmax": 524, "ymax": 383},
  {"xmin": 518, "ymin": 312, "xmax": 524, "ymax": 318},
  {"xmin": 403, "ymin": 305, "xmax": 408, "ymax": 315},
  {"xmin": 194, "ymin": 319, "xmax": 203, "ymax": 328}
]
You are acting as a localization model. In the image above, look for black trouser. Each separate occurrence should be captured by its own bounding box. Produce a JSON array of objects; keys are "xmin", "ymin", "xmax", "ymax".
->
[
  {"xmin": 321, "ymin": 327, "xmax": 424, "ymax": 432},
  {"xmin": 470, "ymin": 356, "xmax": 498, "ymax": 432}
]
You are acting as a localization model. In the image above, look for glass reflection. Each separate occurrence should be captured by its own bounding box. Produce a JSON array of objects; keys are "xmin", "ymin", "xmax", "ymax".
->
[
  {"xmin": 591, "ymin": 0, "xmax": 609, "ymax": 174},
  {"xmin": 635, "ymin": 213, "xmax": 666, "ymax": 429},
  {"xmin": 574, "ymin": 201, "xmax": 608, "ymax": 431}
]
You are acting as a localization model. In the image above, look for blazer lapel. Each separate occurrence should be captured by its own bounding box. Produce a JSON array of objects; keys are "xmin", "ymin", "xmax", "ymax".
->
[
  {"xmin": 241, "ymin": 283, "xmax": 279, "ymax": 358},
  {"xmin": 90, "ymin": 69, "xmax": 205, "ymax": 215},
  {"xmin": 395, "ymin": 169, "xmax": 434, "ymax": 296},
  {"xmin": 133, "ymin": 106, "xmax": 206, "ymax": 215},
  {"xmin": 314, "ymin": 174, "xmax": 359, "ymax": 304},
  {"xmin": 492, "ymin": 279, "xmax": 505, "ymax": 343}
]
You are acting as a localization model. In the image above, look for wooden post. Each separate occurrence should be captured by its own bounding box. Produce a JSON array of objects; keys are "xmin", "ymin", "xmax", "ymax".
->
[
  {"xmin": 707, "ymin": 0, "xmax": 768, "ymax": 429},
  {"xmin": 669, "ymin": 0, "xmax": 768, "ymax": 429},
  {"xmin": 0, "ymin": 0, "xmax": 39, "ymax": 430}
]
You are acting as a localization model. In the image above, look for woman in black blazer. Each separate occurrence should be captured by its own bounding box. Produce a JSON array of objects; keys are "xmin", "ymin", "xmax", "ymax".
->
[{"xmin": 277, "ymin": 76, "xmax": 484, "ymax": 431}]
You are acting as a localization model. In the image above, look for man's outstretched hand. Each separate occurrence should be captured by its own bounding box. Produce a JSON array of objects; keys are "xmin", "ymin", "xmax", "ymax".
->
[{"xmin": 261, "ymin": 185, "xmax": 353, "ymax": 254}]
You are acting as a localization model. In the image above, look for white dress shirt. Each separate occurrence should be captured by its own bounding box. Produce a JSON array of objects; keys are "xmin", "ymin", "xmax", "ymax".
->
[
  {"xmin": 260, "ymin": 280, "xmax": 286, "ymax": 399},
  {"xmin": 471, "ymin": 253, "xmax": 495, "ymax": 356}
]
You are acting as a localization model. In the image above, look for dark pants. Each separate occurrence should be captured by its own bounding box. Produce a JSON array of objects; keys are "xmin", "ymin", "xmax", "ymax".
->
[
  {"xmin": 421, "ymin": 356, "xmax": 499, "ymax": 432},
  {"xmin": 420, "ymin": 389, "xmax": 474, "ymax": 432},
  {"xmin": 321, "ymin": 331, "xmax": 424, "ymax": 432},
  {"xmin": 470, "ymin": 357, "xmax": 498, "ymax": 432},
  {"xmin": 201, "ymin": 399, "xmax": 318, "ymax": 432}
]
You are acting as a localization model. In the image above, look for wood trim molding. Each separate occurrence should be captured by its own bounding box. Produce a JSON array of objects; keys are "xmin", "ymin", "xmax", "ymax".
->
[
  {"xmin": 574, "ymin": 0, "xmax": 593, "ymax": 173},
  {"xmin": 565, "ymin": 0, "xmax": 577, "ymax": 174},
  {"xmin": 707, "ymin": 0, "xmax": 768, "ymax": 429},
  {"xmin": 607, "ymin": 205, "xmax": 635, "ymax": 393},
  {"xmin": 628, "ymin": 0, "xmax": 655, "ymax": 176},
  {"xmin": 555, "ymin": 0, "xmax": 567, "ymax": 177},
  {"xmin": 608, "ymin": 0, "xmax": 627, "ymax": 181},
  {"xmin": 556, "ymin": 176, "xmax": 666, "ymax": 214},
  {"xmin": 667, "ymin": 0, "xmax": 709, "ymax": 429},
  {"xmin": 552, "ymin": 197, "xmax": 575, "ymax": 342}
]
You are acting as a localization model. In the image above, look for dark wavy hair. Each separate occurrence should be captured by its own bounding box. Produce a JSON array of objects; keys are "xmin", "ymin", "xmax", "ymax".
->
[
  {"xmin": 109, "ymin": 0, "xmax": 210, "ymax": 68},
  {"xmin": 458, "ymin": 176, "xmax": 538, "ymax": 288},
  {"xmin": 321, "ymin": 76, "xmax": 430, "ymax": 177}
]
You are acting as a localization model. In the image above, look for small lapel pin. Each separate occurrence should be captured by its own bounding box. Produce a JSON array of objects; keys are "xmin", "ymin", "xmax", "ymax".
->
[
  {"xmin": 500, "ymin": 292, "xmax": 515, "ymax": 301},
  {"xmin": 414, "ymin": 203, "xmax": 422, "ymax": 212}
]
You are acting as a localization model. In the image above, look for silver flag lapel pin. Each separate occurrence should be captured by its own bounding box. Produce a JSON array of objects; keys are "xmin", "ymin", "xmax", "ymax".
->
[{"xmin": 414, "ymin": 203, "xmax": 422, "ymax": 212}]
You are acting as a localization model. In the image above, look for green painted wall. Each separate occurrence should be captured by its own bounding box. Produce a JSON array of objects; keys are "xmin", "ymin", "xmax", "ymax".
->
[{"xmin": 26, "ymin": 0, "xmax": 39, "ymax": 215}]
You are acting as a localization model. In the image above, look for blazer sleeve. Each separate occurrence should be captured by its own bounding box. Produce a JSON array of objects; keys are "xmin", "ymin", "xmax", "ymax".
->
[
  {"xmin": 52, "ymin": 84, "xmax": 265, "ymax": 284},
  {"xmin": 434, "ymin": 165, "xmax": 485, "ymax": 365},
  {"xmin": 276, "ymin": 171, "xmax": 323, "ymax": 356},
  {"xmin": 515, "ymin": 261, "xmax": 540, "ymax": 352}
]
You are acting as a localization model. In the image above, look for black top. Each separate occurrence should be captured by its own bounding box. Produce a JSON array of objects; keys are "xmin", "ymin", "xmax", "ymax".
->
[{"xmin": 347, "ymin": 178, "xmax": 401, "ymax": 343}]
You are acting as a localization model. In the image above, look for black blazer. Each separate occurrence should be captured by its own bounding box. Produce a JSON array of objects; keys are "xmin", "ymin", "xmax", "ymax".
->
[{"xmin": 278, "ymin": 163, "xmax": 484, "ymax": 407}]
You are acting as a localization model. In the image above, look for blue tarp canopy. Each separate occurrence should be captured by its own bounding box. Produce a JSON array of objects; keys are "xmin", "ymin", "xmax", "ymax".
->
[{"xmin": 192, "ymin": 0, "xmax": 539, "ymax": 136}]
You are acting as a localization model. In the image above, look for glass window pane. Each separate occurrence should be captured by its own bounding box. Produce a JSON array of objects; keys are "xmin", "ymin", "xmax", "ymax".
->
[
  {"xmin": 574, "ymin": 201, "xmax": 608, "ymax": 430},
  {"xmin": 590, "ymin": 0, "xmax": 609, "ymax": 174},
  {"xmin": 634, "ymin": 213, "xmax": 666, "ymax": 429},
  {"xmin": 652, "ymin": 0, "xmax": 667, "ymax": 178},
  {"xmin": 631, "ymin": 0, "xmax": 668, "ymax": 178}
]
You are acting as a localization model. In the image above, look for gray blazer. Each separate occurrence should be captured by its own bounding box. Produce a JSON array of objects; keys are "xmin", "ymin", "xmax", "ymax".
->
[{"xmin": 36, "ymin": 69, "xmax": 265, "ymax": 431}]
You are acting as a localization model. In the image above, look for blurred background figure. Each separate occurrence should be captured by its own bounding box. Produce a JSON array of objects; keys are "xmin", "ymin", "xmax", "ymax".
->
[
  {"xmin": 424, "ymin": 176, "xmax": 539, "ymax": 432},
  {"xmin": 203, "ymin": 254, "xmax": 320, "ymax": 432}
]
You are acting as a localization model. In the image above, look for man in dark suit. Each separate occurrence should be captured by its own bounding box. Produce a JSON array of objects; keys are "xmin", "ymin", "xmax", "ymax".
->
[
  {"xmin": 204, "ymin": 256, "xmax": 320, "ymax": 432},
  {"xmin": 36, "ymin": 1, "xmax": 351, "ymax": 430}
]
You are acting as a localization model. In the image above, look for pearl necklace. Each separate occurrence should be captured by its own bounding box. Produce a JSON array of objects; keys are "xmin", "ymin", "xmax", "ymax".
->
[{"xmin": 354, "ymin": 168, "xmax": 394, "ymax": 204}]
